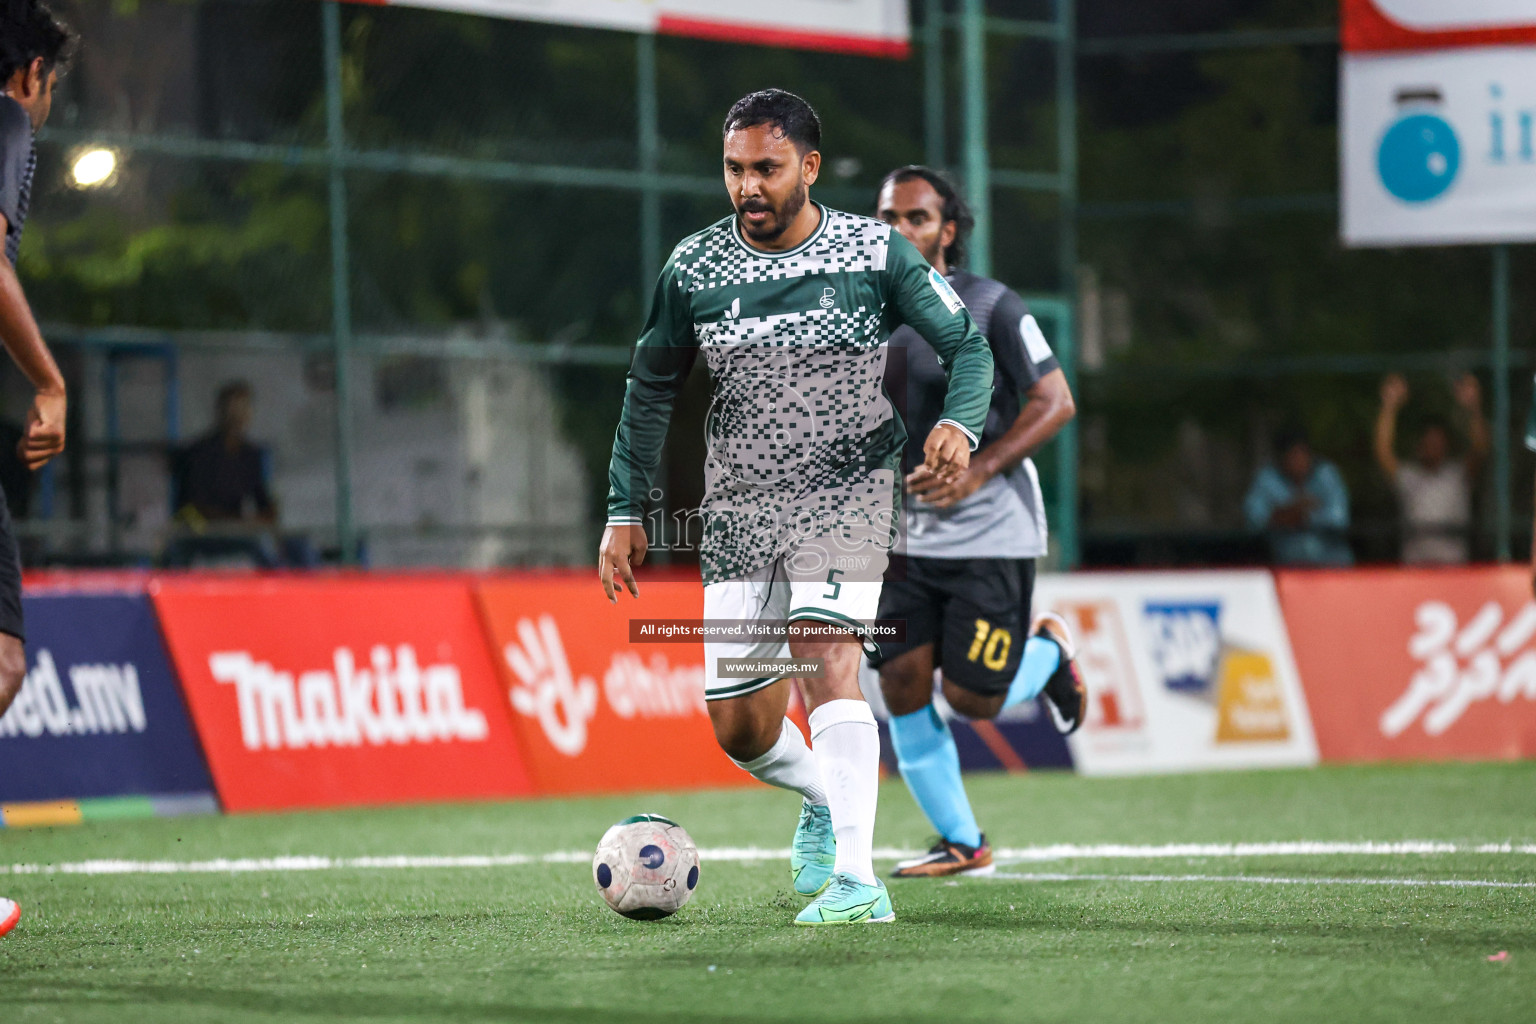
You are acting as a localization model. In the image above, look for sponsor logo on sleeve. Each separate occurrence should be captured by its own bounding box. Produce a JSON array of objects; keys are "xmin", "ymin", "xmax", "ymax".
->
[
  {"xmin": 1020, "ymin": 314, "xmax": 1054, "ymax": 363},
  {"xmin": 928, "ymin": 268, "xmax": 965, "ymax": 314}
]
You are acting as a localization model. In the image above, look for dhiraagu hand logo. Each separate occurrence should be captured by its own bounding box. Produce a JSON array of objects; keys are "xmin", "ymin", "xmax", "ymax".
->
[{"xmin": 1377, "ymin": 88, "xmax": 1460, "ymax": 204}]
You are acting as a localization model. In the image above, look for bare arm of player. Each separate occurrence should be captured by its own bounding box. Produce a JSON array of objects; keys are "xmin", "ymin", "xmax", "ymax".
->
[
  {"xmin": 0, "ymin": 231, "xmax": 65, "ymax": 471},
  {"xmin": 910, "ymin": 367, "xmax": 1076, "ymax": 508},
  {"xmin": 598, "ymin": 523, "xmax": 648, "ymax": 604},
  {"xmin": 1373, "ymin": 373, "xmax": 1407, "ymax": 482}
]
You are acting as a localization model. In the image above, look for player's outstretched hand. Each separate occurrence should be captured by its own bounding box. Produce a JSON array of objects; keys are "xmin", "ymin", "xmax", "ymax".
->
[
  {"xmin": 598, "ymin": 523, "xmax": 647, "ymax": 604},
  {"xmin": 18, "ymin": 388, "xmax": 65, "ymax": 471},
  {"xmin": 922, "ymin": 422, "xmax": 971, "ymax": 483},
  {"xmin": 906, "ymin": 464, "xmax": 984, "ymax": 509}
]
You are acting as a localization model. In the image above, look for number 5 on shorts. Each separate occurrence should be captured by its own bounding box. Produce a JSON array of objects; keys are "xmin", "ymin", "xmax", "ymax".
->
[{"xmin": 823, "ymin": 568, "xmax": 843, "ymax": 600}]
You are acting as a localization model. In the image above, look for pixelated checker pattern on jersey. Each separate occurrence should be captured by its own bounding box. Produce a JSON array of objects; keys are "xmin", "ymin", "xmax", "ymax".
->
[
  {"xmin": 672, "ymin": 209, "xmax": 890, "ymax": 290},
  {"xmin": 668, "ymin": 210, "xmax": 904, "ymax": 584}
]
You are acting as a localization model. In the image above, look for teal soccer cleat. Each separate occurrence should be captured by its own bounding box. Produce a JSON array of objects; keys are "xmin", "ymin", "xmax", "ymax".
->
[
  {"xmin": 790, "ymin": 800, "xmax": 837, "ymax": 898},
  {"xmin": 794, "ymin": 872, "xmax": 895, "ymax": 925}
]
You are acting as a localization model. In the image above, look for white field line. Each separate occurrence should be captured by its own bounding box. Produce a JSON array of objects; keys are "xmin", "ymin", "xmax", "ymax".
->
[
  {"xmin": 987, "ymin": 872, "xmax": 1536, "ymax": 890},
  {"xmin": 4, "ymin": 841, "xmax": 1536, "ymax": 877}
]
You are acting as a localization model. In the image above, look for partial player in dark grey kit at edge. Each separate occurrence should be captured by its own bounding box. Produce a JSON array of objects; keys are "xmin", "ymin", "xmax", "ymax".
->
[
  {"xmin": 871, "ymin": 165, "xmax": 1086, "ymax": 878},
  {"xmin": 0, "ymin": 0, "xmax": 75, "ymax": 940}
]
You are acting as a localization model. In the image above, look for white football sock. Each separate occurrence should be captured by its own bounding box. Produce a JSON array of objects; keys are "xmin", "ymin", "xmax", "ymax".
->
[
  {"xmin": 808, "ymin": 699, "xmax": 880, "ymax": 887},
  {"xmin": 731, "ymin": 718, "xmax": 828, "ymax": 806}
]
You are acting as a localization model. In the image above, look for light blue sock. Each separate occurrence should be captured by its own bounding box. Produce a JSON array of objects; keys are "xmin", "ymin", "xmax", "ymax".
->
[
  {"xmin": 888, "ymin": 706, "xmax": 982, "ymax": 848},
  {"xmin": 1003, "ymin": 636, "xmax": 1061, "ymax": 710}
]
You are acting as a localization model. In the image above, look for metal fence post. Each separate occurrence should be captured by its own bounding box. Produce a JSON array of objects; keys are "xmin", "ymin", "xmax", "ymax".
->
[
  {"xmin": 637, "ymin": 32, "xmax": 661, "ymax": 296},
  {"xmin": 1056, "ymin": 0, "xmax": 1079, "ymax": 568},
  {"xmin": 925, "ymin": 0, "xmax": 946, "ymax": 169},
  {"xmin": 322, "ymin": 0, "xmax": 358, "ymax": 564},
  {"xmin": 1493, "ymin": 244, "xmax": 1512, "ymax": 562},
  {"xmin": 961, "ymin": 0, "xmax": 990, "ymax": 277}
]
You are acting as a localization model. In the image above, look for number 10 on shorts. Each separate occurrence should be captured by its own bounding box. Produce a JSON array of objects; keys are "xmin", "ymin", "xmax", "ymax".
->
[{"xmin": 967, "ymin": 618, "xmax": 1011, "ymax": 671}]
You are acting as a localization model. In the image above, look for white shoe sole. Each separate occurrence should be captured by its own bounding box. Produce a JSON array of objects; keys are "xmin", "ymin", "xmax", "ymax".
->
[{"xmin": 1032, "ymin": 611, "xmax": 1078, "ymax": 660}]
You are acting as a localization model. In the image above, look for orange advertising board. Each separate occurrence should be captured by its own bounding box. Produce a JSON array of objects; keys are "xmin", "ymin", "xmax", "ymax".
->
[
  {"xmin": 152, "ymin": 575, "xmax": 535, "ymax": 812},
  {"xmin": 1278, "ymin": 567, "xmax": 1536, "ymax": 762},
  {"xmin": 475, "ymin": 572, "xmax": 751, "ymax": 795}
]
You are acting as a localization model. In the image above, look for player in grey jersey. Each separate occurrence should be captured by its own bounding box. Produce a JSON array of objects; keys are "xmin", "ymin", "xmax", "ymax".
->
[
  {"xmin": 0, "ymin": 0, "xmax": 73, "ymax": 941},
  {"xmin": 599, "ymin": 91, "xmax": 995, "ymax": 925},
  {"xmin": 872, "ymin": 166, "xmax": 1085, "ymax": 878}
]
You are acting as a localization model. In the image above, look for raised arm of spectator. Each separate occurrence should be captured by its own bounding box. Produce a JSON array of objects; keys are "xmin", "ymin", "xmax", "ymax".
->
[
  {"xmin": 1454, "ymin": 373, "xmax": 1490, "ymax": 478},
  {"xmin": 1374, "ymin": 373, "xmax": 1408, "ymax": 480}
]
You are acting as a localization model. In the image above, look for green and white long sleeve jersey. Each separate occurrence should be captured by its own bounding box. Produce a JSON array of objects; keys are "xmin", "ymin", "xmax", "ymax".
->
[{"xmin": 606, "ymin": 204, "xmax": 994, "ymax": 584}]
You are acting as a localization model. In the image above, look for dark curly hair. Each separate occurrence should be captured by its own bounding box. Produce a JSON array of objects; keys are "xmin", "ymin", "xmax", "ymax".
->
[
  {"xmin": 0, "ymin": 0, "xmax": 74, "ymax": 84},
  {"xmin": 878, "ymin": 165, "xmax": 975, "ymax": 269},
  {"xmin": 722, "ymin": 89, "xmax": 821, "ymax": 154}
]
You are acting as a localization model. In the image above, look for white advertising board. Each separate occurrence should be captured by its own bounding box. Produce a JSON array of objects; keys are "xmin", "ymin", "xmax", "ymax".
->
[
  {"xmin": 1342, "ymin": 46, "xmax": 1536, "ymax": 247},
  {"xmin": 1033, "ymin": 572, "xmax": 1318, "ymax": 776}
]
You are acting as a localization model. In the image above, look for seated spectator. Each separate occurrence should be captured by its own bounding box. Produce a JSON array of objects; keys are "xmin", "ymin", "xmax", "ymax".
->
[
  {"xmin": 1373, "ymin": 373, "xmax": 1488, "ymax": 565},
  {"xmin": 174, "ymin": 380, "xmax": 275, "ymax": 526},
  {"xmin": 166, "ymin": 381, "xmax": 285, "ymax": 568},
  {"xmin": 1244, "ymin": 426, "xmax": 1353, "ymax": 566}
]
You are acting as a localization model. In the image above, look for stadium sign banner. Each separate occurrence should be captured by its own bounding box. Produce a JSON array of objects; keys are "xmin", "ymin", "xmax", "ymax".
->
[
  {"xmin": 151, "ymin": 576, "xmax": 535, "ymax": 812},
  {"xmin": 364, "ymin": 0, "xmax": 910, "ymax": 58},
  {"xmin": 0, "ymin": 592, "xmax": 215, "ymax": 805},
  {"xmin": 476, "ymin": 574, "xmax": 752, "ymax": 795},
  {"xmin": 1341, "ymin": 0, "xmax": 1536, "ymax": 246},
  {"xmin": 1033, "ymin": 572, "xmax": 1318, "ymax": 776},
  {"xmin": 1278, "ymin": 566, "xmax": 1536, "ymax": 762}
]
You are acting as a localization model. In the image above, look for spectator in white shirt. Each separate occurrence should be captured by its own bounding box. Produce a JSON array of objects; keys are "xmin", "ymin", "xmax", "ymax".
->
[{"xmin": 1373, "ymin": 373, "xmax": 1489, "ymax": 565}]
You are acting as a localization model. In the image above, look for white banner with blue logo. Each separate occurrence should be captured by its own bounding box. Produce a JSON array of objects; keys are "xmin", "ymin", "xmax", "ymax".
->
[
  {"xmin": 1032, "ymin": 572, "xmax": 1317, "ymax": 776},
  {"xmin": 1343, "ymin": 47, "xmax": 1536, "ymax": 247}
]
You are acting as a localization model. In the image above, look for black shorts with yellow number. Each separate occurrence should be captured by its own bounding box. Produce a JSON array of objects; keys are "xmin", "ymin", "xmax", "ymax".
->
[{"xmin": 871, "ymin": 554, "xmax": 1033, "ymax": 697}]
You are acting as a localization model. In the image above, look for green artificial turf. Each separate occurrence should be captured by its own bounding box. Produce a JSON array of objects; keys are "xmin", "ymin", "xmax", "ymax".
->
[{"xmin": 2, "ymin": 762, "xmax": 1533, "ymax": 1023}]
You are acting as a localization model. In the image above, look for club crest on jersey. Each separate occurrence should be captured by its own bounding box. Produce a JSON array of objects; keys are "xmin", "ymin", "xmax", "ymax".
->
[
  {"xmin": 928, "ymin": 268, "xmax": 965, "ymax": 314},
  {"xmin": 819, "ymin": 286, "xmax": 836, "ymax": 309}
]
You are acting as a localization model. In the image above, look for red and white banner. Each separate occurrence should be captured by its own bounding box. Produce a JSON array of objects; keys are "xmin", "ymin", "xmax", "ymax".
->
[
  {"xmin": 1279, "ymin": 567, "xmax": 1536, "ymax": 762},
  {"xmin": 1344, "ymin": 0, "xmax": 1536, "ymax": 53},
  {"xmin": 476, "ymin": 572, "xmax": 751, "ymax": 796},
  {"xmin": 365, "ymin": 0, "xmax": 910, "ymax": 58},
  {"xmin": 1034, "ymin": 572, "xmax": 1317, "ymax": 776},
  {"xmin": 151, "ymin": 576, "xmax": 534, "ymax": 812}
]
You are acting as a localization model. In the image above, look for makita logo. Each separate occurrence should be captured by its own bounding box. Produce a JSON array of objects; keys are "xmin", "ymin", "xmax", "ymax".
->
[
  {"xmin": 1381, "ymin": 600, "xmax": 1536, "ymax": 738},
  {"xmin": 209, "ymin": 646, "xmax": 489, "ymax": 751},
  {"xmin": 0, "ymin": 650, "xmax": 147, "ymax": 739},
  {"xmin": 504, "ymin": 615, "xmax": 704, "ymax": 757}
]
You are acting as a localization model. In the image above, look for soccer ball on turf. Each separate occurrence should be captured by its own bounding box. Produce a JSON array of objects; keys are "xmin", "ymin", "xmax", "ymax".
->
[{"xmin": 592, "ymin": 813, "xmax": 700, "ymax": 920}]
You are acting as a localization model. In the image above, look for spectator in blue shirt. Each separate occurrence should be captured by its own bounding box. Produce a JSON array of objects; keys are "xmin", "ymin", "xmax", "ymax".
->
[{"xmin": 1244, "ymin": 426, "xmax": 1353, "ymax": 566}]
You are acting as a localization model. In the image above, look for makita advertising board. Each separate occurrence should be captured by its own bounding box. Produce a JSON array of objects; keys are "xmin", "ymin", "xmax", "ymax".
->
[
  {"xmin": 1033, "ymin": 572, "xmax": 1318, "ymax": 775},
  {"xmin": 151, "ymin": 576, "xmax": 534, "ymax": 812},
  {"xmin": 1279, "ymin": 567, "xmax": 1536, "ymax": 762},
  {"xmin": 0, "ymin": 592, "xmax": 215, "ymax": 804}
]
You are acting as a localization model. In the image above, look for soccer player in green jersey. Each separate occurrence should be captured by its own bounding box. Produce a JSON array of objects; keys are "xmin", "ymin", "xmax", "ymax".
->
[{"xmin": 598, "ymin": 90, "xmax": 995, "ymax": 925}]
